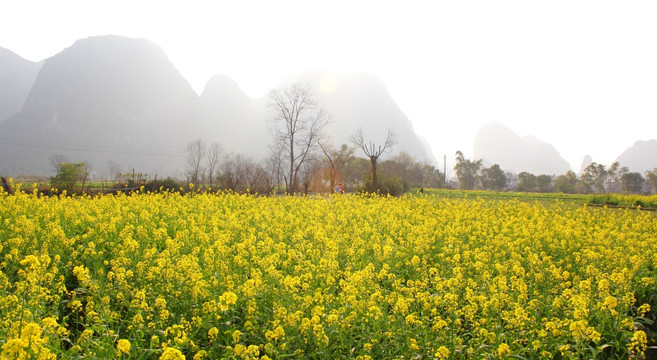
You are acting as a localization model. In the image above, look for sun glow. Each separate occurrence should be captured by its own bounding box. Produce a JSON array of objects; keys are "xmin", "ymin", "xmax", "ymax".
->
[{"xmin": 319, "ymin": 73, "xmax": 338, "ymax": 95}]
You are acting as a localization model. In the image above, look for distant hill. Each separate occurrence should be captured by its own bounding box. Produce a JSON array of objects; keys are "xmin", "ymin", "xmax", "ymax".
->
[
  {"xmin": 0, "ymin": 36, "xmax": 435, "ymax": 176},
  {"xmin": 579, "ymin": 155, "xmax": 593, "ymax": 174},
  {"xmin": 473, "ymin": 122, "xmax": 571, "ymax": 175},
  {"xmin": 615, "ymin": 140, "xmax": 657, "ymax": 173},
  {"xmin": 200, "ymin": 74, "xmax": 269, "ymax": 158},
  {"xmin": 0, "ymin": 35, "xmax": 205, "ymax": 175},
  {"xmin": 295, "ymin": 70, "xmax": 435, "ymax": 164},
  {"xmin": 200, "ymin": 69, "xmax": 436, "ymax": 163},
  {"xmin": 0, "ymin": 47, "xmax": 41, "ymax": 122}
]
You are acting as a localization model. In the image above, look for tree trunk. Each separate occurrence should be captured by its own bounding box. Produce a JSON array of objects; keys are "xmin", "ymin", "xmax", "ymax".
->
[
  {"xmin": 1, "ymin": 177, "xmax": 12, "ymax": 195},
  {"xmin": 370, "ymin": 156, "xmax": 378, "ymax": 193},
  {"xmin": 330, "ymin": 168, "xmax": 336, "ymax": 194},
  {"xmin": 289, "ymin": 138, "xmax": 295, "ymax": 194}
]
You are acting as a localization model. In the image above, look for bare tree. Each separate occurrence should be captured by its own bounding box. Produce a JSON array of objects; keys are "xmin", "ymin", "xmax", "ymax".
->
[
  {"xmin": 218, "ymin": 153, "xmax": 273, "ymax": 194},
  {"xmin": 267, "ymin": 142, "xmax": 286, "ymax": 193},
  {"xmin": 205, "ymin": 142, "xmax": 223, "ymax": 189},
  {"xmin": 80, "ymin": 161, "xmax": 92, "ymax": 191},
  {"xmin": 350, "ymin": 129, "xmax": 396, "ymax": 193},
  {"xmin": 318, "ymin": 139, "xmax": 355, "ymax": 193},
  {"xmin": 219, "ymin": 153, "xmax": 240, "ymax": 191},
  {"xmin": 269, "ymin": 83, "xmax": 329, "ymax": 194},
  {"xmin": 108, "ymin": 161, "xmax": 122, "ymax": 182},
  {"xmin": 300, "ymin": 158, "xmax": 322, "ymax": 195},
  {"xmin": 185, "ymin": 139, "xmax": 207, "ymax": 186},
  {"xmin": 49, "ymin": 154, "xmax": 69, "ymax": 173}
]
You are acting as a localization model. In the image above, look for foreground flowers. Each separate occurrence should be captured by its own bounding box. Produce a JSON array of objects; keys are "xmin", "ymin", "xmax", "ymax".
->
[{"xmin": 0, "ymin": 189, "xmax": 656, "ymax": 358}]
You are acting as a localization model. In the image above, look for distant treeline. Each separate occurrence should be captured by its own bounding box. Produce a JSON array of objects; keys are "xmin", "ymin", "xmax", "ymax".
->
[
  {"xmin": 453, "ymin": 151, "xmax": 657, "ymax": 195},
  {"xmin": 6, "ymin": 151, "xmax": 656, "ymax": 198}
]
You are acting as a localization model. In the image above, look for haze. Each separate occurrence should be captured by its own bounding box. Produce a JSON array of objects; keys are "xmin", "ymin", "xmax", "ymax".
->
[{"xmin": 1, "ymin": 1, "xmax": 656, "ymax": 172}]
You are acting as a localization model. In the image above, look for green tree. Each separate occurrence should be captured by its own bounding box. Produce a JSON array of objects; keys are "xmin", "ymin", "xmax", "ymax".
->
[
  {"xmin": 606, "ymin": 162, "xmax": 627, "ymax": 193},
  {"xmin": 480, "ymin": 164, "xmax": 508, "ymax": 191},
  {"xmin": 342, "ymin": 157, "xmax": 370, "ymax": 192},
  {"xmin": 453, "ymin": 151, "xmax": 482, "ymax": 190},
  {"xmin": 536, "ymin": 175, "xmax": 553, "ymax": 193},
  {"xmin": 646, "ymin": 168, "xmax": 657, "ymax": 193},
  {"xmin": 516, "ymin": 172, "xmax": 537, "ymax": 192},
  {"xmin": 581, "ymin": 163, "xmax": 608, "ymax": 193},
  {"xmin": 421, "ymin": 164, "xmax": 444, "ymax": 189},
  {"xmin": 554, "ymin": 171, "xmax": 578, "ymax": 193},
  {"xmin": 50, "ymin": 162, "xmax": 90, "ymax": 193},
  {"xmin": 620, "ymin": 172, "xmax": 645, "ymax": 194}
]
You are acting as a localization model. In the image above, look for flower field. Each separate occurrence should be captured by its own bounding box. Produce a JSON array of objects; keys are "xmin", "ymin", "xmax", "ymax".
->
[{"xmin": 1, "ymin": 189, "xmax": 656, "ymax": 359}]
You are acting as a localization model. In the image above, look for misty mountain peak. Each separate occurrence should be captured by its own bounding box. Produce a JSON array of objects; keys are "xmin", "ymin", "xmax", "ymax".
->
[
  {"xmin": 0, "ymin": 47, "xmax": 42, "ymax": 122},
  {"xmin": 579, "ymin": 155, "xmax": 593, "ymax": 174},
  {"xmin": 0, "ymin": 35, "xmax": 205, "ymax": 175},
  {"xmin": 201, "ymin": 74, "xmax": 250, "ymax": 108},
  {"xmin": 202, "ymin": 74, "xmax": 246, "ymax": 97},
  {"xmin": 22, "ymin": 35, "xmax": 197, "ymax": 116},
  {"xmin": 615, "ymin": 139, "xmax": 657, "ymax": 173},
  {"xmin": 474, "ymin": 122, "xmax": 571, "ymax": 174}
]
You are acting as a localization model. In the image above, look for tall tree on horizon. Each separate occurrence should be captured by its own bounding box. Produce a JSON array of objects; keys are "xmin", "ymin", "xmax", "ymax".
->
[
  {"xmin": 351, "ymin": 129, "xmax": 397, "ymax": 193},
  {"xmin": 269, "ymin": 83, "xmax": 329, "ymax": 194},
  {"xmin": 480, "ymin": 164, "xmax": 508, "ymax": 191},
  {"xmin": 454, "ymin": 151, "xmax": 482, "ymax": 190},
  {"xmin": 318, "ymin": 140, "xmax": 355, "ymax": 193},
  {"xmin": 185, "ymin": 139, "xmax": 206, "ymax": 186},
  {"xmin": 646, "ymin": 168, "xmax": 657, "ymax": 194}
]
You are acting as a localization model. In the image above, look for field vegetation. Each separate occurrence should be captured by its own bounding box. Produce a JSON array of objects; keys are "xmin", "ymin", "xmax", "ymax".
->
[{"xmin": 1, "ymin": 185, "xmax": 656, "ymax": 359}]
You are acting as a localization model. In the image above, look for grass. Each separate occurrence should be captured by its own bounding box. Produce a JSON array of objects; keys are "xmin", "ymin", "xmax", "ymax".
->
[{"xmin": 415, "ymin": 188, "xmax": 657, "ymax": 211}]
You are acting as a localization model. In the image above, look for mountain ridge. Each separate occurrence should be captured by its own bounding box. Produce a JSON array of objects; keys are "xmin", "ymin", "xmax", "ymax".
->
[
  {"xmin": 473, "ymin": 122, "xmax": 572, "ymax": 175},
  {"xmin": 0, "ymin": 47, "xmax": 42, "ymax": 123},
  {"xmin": 0, "ymin": 35, "xmax": 206, "ymax": 175},
  {"xmin": 0, "ymin": 36, "xmax": 435, "ymax": 176},
  {"xmin": 615, "ymin": 140, "xmax": 657, "ymax": 173}
]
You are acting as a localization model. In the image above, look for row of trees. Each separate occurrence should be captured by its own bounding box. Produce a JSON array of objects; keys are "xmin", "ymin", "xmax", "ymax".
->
[
  {"xmin": 43, "ymin": 83, "xmax": 654, "ymax": 196},
  {"xmin": 182, "ymin": 136, "xmax": 442, "ymax": 195},
  {"xmin": 182, "ymin": 83, "xmax": 442, "ymax": 195},
  {"xmin": 454, "ymin": 151, "xmax": 657, "ymax": 194}
]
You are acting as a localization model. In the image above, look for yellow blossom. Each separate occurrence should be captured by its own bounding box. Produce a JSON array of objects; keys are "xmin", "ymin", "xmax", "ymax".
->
[{"xmin": 116, "ymin": 339, "xmax": 131, "ymax": 356}]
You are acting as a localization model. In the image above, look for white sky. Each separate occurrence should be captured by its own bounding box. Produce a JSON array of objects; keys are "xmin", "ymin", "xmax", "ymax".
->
[{"xmin": 1, "ymin": 0, "xmax": 656, "ymax": 172}]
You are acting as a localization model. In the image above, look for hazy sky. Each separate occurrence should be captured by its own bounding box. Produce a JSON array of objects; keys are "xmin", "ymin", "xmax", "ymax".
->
[{"xmin": 1, "ymin": 1, "xmax": 656, "ymax": 172}]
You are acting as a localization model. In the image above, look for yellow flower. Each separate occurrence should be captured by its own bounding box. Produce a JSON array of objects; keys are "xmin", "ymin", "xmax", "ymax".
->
[
  {"xmin": 602, "ymin": 296, "xmax": 617, "ymax": 311},
  {"xmin": 629, "ymin": 330, "xmax": 648, "ymax": 357},
  {"xmin": 411, "ymin": 255, "xmax": 421, "ymax": 267},
  {"xmin": 117, "ymin": 339, "xmax": 131, "ymax": 355},
  {"xmin": 637, "ymin": 303, "xmax": 651, "ymax": 317},
  {"xmin": 232, "ymin": 329, "xmax": 242, "ymax": 343},
  {"xmin": 160, "ymin": 347, "xmax": 185, "ymax": 360},
  {"xmin": 1, "ymin": 339, "xmax": 28, "ymax": 359},
  {"xmin": 497, "ymin": 343, "xmax": 511, "ymax": 357},
  {"xmin": 409, "ymin": 338, "xmax": 420, "ymax": 352},
  {"xmin": 435, "ymin": 346, "xmax": 450, "ymax": 359},
  {"xmin": 72, "ymin": 265, "xmax": 90, "ymax": 284},
  {"xmin": 155, "ymin": 297, "xmax": 167, "ymax": 310},
  {"xmin": 208, "ymin": 327, "xmax": 219, "ymax": 340}
]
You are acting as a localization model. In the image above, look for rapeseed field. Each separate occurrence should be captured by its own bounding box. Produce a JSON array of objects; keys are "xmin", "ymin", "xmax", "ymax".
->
[{"xmin": 1, "ymin": 188, "xmax": 655, "ymax": 359}]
